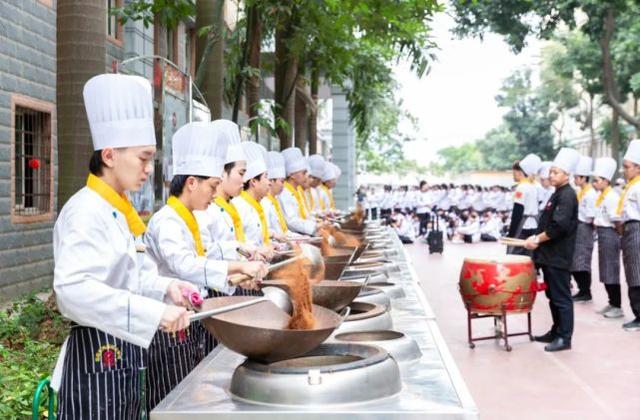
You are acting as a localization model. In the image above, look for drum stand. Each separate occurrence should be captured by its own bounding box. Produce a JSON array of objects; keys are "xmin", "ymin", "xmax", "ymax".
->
[{"xmin": 466, "ymin": 304, "xmax": 534, "ymax": 352}]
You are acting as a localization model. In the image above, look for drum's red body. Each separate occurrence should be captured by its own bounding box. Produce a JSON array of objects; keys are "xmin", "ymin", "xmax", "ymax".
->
[{"xmin": 459, "ymin": 256, "xmax": 541, "ymax": 315}]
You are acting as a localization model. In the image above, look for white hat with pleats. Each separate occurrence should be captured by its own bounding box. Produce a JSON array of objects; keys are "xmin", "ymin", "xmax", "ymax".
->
[
  {"xmin": 172, "ymin": 121, "xmax": 228, "ymax": 178},
  {"xmin": 83, "ymin": 73, "xmax": 155, "ymax": 150},
  {"xmin": 242, "ymin": 142, "xmax": 267, "ymax": 182}
]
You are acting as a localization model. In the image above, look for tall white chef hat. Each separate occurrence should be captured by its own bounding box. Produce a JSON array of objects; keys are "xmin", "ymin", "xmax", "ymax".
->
[
  {"xmin": 321, "ymin": 161, "xmax": 336, "ymax": 182},
  {"xmin": 307, "ymin": 154, "xmax": 326, "ymax": 178},
  {"xmin": 83, "ymin": 73, "xmax": 155, "ymax": 150},
  {"xmin": 172, "ymin": 121, "xmax": 227, "ymax": 178},
  {"xmin": 282, "ymin": 147, "xmax": 307, "ymax": 175},
  {"xmin": 519, "ymin": 153, "xmax": 542, "ymax": 176},
  {"xmin": 623, "ymin": 139, "xmax": 640, "ymax": 165},
  {"xmin": 592, "ymin": 157, "xmax": 617, "ymax": 181},
  {"xmin": 242, "ymin": 142, "xmax": 268, "ymax": 182},
  {"xmin": 210, "ymin": 119, "xmax": 246, "ymax": 163},
  {"xmin": 575, "ymin": 156, "xmax": 593, "ymax": 177},
  {"xmin": 267, "ymin": 151, "xmax": 286, "ymax": 179},
  {"xmin": 538, "ymin": 161, "xmax": 552, "ymax": 179},
  {"xmin": 552, "ymin": 147, "xmax": 580, "ymax": 174}
]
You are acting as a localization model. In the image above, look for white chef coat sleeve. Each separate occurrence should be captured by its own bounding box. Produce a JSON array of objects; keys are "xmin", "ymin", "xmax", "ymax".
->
[
  {"xmin": 151, "ymin": 218, "xmax": 234, "ymax": 294},
  {"xmin": 584, "ymin": 191, "xmax": 597, "ymax": 219},
  {"xmin": 137, "ymin": 252, "xmax": 173, "ymax": 302},
  {"xmin": 280, "ymin": 191, "xmax": 316, "ymax": 235},
  {"xmin": 196, "ymin": 208, "xmax": 240, "ymax": 261},
  {"xmin": 54, "ymin": 212, "xmax": 165, "ymax": 349}
]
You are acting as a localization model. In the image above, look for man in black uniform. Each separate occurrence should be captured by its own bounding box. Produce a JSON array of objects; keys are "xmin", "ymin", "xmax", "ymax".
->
[{"xmin": 524, "ymin": 147, "xmax": 580, "ymax": 352}]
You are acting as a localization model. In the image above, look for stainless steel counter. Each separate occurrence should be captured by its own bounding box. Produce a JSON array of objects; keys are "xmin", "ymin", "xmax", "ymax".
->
[{"xmin": 152, "ymin": 230, "xmax": 478, "ymax": 419}]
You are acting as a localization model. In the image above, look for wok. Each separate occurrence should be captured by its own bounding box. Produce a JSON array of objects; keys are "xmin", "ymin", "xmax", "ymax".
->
[
  {"xmin": 263, "ymin": 279, "xmax": 364, "ymax": 312},
  {"xmin": 201, "ymin": 296, "xmax": 348, "ymax": 363}
]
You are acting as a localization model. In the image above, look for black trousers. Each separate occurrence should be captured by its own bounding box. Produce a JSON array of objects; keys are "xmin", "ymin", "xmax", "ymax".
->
[
  {"xmin": 605, "ymin": 284, "xmax": 621, "ymax": 308},
  {"xmin": 371, "ymin": 207, "xmax": 379, "ymax": 220},
  {"xmin": 417, "ymin": 212, "xmax": 430, "ymax": 236},
  {"xmin": 629, "ymin": 286, "xmax": 640, "ymax": 320},
  {"xmin": 571, "ymin": 271, "xmax": 591, "ymax": 296},
  {"xmin": 380, "ymin": 209, "xmax": 392, "ymax": 224},
  {"xmin": 541, "ymin": 265, "xmax": 574, "ymax": 340}
]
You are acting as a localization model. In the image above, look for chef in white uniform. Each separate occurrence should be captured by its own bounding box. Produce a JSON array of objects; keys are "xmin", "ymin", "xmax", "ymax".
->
[
  {"xmin": 307, "ymin": 154, "xmax": 327, "ymax": 214},
  {"xmin": 570, "ymin": 156, "xmax": 597, "ymax": 302},
  {"xmin": 507, "ymin": 153, "xmax": 542, "ymax": 255},
  {"xmin": 280, "ymin": 147, "xmax": 322, "ymax": 235},
  {"xmin": 143, "ymin": 121, "xmax": 266, "ymax": 410},
  {"xmin": 232, "ymin": 142, "xmax": 274, "ymax": 249},
  {"xmin": 52, "ymin": 74, "xmax": 194, "ymax": 419},
  {"xmin": 617, "ymin": 140, "xmax": 640, "ymax": 331},
  {"xmin": 537, "ymin": 161, "xmax": 555, "ymax": 210},
  {"xmin": 262, "ymin": 151, "xmax": 291, "ymax": 239},
  {"xmin": 592, "ymin": 157, "xmax": 623, "ymax": 319}
]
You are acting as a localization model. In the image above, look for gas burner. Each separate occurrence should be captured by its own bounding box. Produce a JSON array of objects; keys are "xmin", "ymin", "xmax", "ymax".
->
[
  {"xmin": 355, "ymin": 286, "xmax": 391, "ymax": 309},
  {"xmin": 370, "ymin": 282, "xmax": 406, "ymax": 300},
  {"xmin": 334, "ymin": 330, "xmax": 422, "ymax": 364},
  {"xmin": 335, "ymin": 301, "xmax": 392, "ymax": 333},
  {"xmin": 230, "ymin": 343, "xmax": 401, "ymax": 406}
]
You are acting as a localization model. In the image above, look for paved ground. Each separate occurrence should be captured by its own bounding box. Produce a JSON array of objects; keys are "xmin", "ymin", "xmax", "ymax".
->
[{"xmin": 409, "ymin": 239, "xmax": 640, "ymax": 420}]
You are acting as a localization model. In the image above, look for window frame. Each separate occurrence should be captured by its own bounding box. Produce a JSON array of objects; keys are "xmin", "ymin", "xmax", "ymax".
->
[
  {"xmin": 106, "ymin": 0, "xmax": 124, "ymax": 47},
  {"xmin": 10, "ymin": 94, "xmax": 55, "ymax": 224}
]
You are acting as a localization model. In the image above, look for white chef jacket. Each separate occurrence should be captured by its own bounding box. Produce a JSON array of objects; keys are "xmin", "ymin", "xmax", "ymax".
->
[
  {"xmin": 280, "ymin": 185, "xmax": 316, "ymax": 235},
  {"xmin": 54, "ymin": 187, "xmax": 170, "ymax": 349},
  {"xmin": 318, "ymin": 187, "xmax": 333, "ymax": 212},
  {"xmin": 262, "ymin": 196, "xmax": 286, "ymax": 236},
  {"xmin": 144, "ymin": 204, "xmax": 234, "ymax": 295},
  {"xmin": 232, "ymin": 194, "xmax": 269, "ymax": 247},
  {"xmin": 513, "ymin": 182, "xmax": 538, "ymax": 229},
  {"xmin": 195, "ymin": 202, "xmax": 241, "ymax": 261},
  {"xmin": 538, "ymin": 186, "xmax": 555, "ymax": 211},
  {"xmin": 577, "ymin": 186, "xmax": 598, "ymax": 223},
  {"xmin": 480, "ymin": 216, "xmax": 503, "ymax": 238},
  {"xmin": 380, "ymin": 192, "xmax": 393, "ymax": 210},
  {"xmin": 594, "ymin": 189, "xmax": 621, "ymax": 228},
  {"xmin": 415, "ymin": 191, "xmax": 432, "ymax": 214},
  {"xmin": 620, "ymin": 181, "xmax": 640, "ymax": 222}
]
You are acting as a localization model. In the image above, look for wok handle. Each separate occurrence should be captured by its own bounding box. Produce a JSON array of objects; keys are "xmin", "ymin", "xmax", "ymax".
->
[
  {"xmin": 362, "ymin": 275, "xmax": 371, "ymax": 287},
  {"xmin": 188, "ymin": 297, "xmax": 267, "ymax": 322},
  {"xmin": 337, "ymin": 307, "xmax": 351, "ymax": 327},
  {"xmin": 227, "ymin": 255, "xmax": 305, "ymax": 285}
]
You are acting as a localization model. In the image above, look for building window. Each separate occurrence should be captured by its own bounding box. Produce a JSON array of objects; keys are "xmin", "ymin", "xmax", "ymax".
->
[
  {"xmin": 12, "ymin": 97, "xmax": 54, "ymax": 223},
  {"xmin": 186, "ymin": 29, "xmax": 196, "ymax": 77},
  {"xmin": 167, "ymin": 27, "xmax": 178, "ymax": 65},
  {"xmin": 106, "ymin": 0, "xmax": 123, "ymax": 45}
]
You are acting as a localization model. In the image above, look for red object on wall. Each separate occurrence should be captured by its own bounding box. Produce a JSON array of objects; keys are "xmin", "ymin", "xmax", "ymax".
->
[{"xmin": 28, "ymin": 158, "xmax": 40, "ymax": 170}]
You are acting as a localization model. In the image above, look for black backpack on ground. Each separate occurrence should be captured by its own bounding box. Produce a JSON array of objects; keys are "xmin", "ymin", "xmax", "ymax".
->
[{"xmin": 427, "ymin": 211, "xmax": 444, "ymax": 254}]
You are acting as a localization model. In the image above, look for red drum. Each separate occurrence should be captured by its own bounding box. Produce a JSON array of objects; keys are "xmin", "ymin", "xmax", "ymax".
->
[{"xmin": 459, "ymin": 255, "xmax": 543, "ymax": 315}]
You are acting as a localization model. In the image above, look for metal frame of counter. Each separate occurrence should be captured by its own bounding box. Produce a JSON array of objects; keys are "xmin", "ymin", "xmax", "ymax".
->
[{"xmin": 152, "ymin": 230, "xmax": 478, "ymax": 419}]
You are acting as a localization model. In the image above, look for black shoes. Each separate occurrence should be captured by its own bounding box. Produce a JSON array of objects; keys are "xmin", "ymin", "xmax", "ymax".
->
[
  {"xmin": 533, "ymin": 331, "xmax": 555, "ymax": 343},
  {"xmin": 544, "ymin": 337, "xmax": 571, "ymax": 352},
  {"xmin": 572, "ymin": 293, "xmax": 592, "ymax": 302}
]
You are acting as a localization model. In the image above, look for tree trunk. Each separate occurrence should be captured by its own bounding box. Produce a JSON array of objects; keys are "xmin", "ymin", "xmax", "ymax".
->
[
  {"xmin": 309, "ymin": 63, "xmax": 319, "ymax": 155},
  {"xmin": 294, "ymin": 64, "xmax": 308, "ymax": 152},
  {"xmin": 611, "ymin": 107, "xmax": 620, "ymax": 166},
  {"xmin": 600, "ymin": 8, "xmax": 640, "ymax": 129},
  {"xmin": 196, "ymin": 0, "xmax": 225, "ymax": 119},
  {"xmin": 588, "ymin": 94, "xmax": 596, "ymax": 158},
  {"xmin": 57, "ymin": 0, "xmax": 106, "ymax": 209},
  {"xmin": 231, "ymin": 5, "xmax": 253, "ymax": 123},
  {"xmin": 274, "ymin": 13, "xmax": 299, "ymax": 149},
  {"xmin": 246, "ymin": 5, "xmax": 262, "ymax": 132}
]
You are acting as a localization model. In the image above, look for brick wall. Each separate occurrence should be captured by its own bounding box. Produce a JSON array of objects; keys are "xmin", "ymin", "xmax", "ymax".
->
[{"xmin": 0, "ymin": 0, "xmax": 57, "ymax": 300}]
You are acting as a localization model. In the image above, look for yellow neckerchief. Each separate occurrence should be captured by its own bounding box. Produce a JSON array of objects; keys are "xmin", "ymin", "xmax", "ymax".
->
[
  {"xmin": 214, "ymin": 195, "xmax": 246, "ymax": 242},
  {"xmin": 595, "ymin": 186, "xmax": 612, "ymax": 208},
  {"xmin": 577, "ymin": 183, "xmax": 592, "ymax": 203},
  {"xmin": 240, "ymin": 191, "xmax": 271, "ymax": 245},
  {"xmin": 617, "ymin": 175, "xmax": 640, "ymax": 216},
  {"xmin": 305, "ymin": 188, "xmax": 315, "ymax": 210},
  {"xmin": 167, "ymin": 196, "xmax": 205, "ymax": 256},
  {"xmin": 297, "ymin": 185, "xmax": 312, "ymax": 212},
  {"xmin": 316, "ymin": 187, "xmax": 326, "ymax": 211},
  {"xmin": 86, "ymin": 174, "xmax": 146, "ymax": 236},
  {"xmin": 266, "ymin": 193, "xmax": 288, "ymax": 232},
  {"xmin": 321, "ymin": 184, "xmax": 335, "ymax": 209},
  {"xmin": 284, "ymin": 181, "xmax": 308, "ymax": 219}
]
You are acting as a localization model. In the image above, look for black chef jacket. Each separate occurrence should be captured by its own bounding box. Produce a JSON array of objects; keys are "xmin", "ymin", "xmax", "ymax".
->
[{"xmin": 533, "ymin": 183, "xmax": 578, "ymax": 270}]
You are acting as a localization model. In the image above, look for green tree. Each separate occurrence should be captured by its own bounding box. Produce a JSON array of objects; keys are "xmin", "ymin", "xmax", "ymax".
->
[
  {"xmin": 476, "ymin": 125, "xmax": 520, "ymax": 170},
  {"xmin": 495, "ymin": 69, "xmax": 556, "ymax": 160}
]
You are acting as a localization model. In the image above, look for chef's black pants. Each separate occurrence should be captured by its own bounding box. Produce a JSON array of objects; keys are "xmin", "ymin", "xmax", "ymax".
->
[
  {"xmin": 571, "ymin": 271, "xmax": 591, "ymax": 296},
  {"xmin": 605, "ymin": 284, "xmax": 621, "ymax": 308},
  {"xmin": 629, "ymin": 286, "xmax": 640, "ymax": 320},
  {"xmin": 417, "ymin": 212, "xmax": 429, "ymax": 236},
  {"xmin": 541, "ymin": 265, "xmax": 574, "ymax": 340}
]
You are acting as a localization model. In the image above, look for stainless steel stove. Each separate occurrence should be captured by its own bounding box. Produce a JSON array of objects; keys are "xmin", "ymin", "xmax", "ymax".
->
[{"xmin": 151, "ymin": 229, "xmax": 478, "ymax": 419}]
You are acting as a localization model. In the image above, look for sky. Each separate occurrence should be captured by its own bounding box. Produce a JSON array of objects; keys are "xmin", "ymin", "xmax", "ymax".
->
[{"xmin": 394, "ymin": 10, "xmax": 542, "ymax": 167}]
